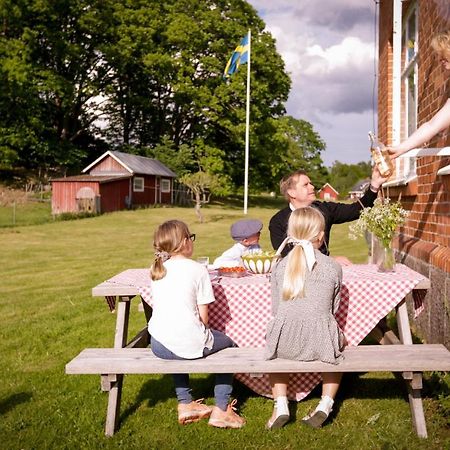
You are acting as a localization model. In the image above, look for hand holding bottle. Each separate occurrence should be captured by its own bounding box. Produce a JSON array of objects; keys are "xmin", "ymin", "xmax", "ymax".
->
[{"xmin": 369, "ymin": 132, "xmax": 394, "ymax": 178}]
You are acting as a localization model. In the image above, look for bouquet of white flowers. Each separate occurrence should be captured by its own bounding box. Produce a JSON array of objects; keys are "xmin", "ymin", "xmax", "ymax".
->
[{"xmin": 349, "ymin": 198, "xmax": 409, "ymax": 248}]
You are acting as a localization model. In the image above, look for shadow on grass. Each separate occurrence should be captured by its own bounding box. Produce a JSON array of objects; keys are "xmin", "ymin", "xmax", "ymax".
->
[
  {"xmin": 121, "ymin": 374, "xmax": 174, "ymax": 425},
  {"xmin": 120, "ymin": 371, "xmax": 448, "ymax": 429},
  {"xmin": 121, "ymin": 373, "xmax": 253, "ymax": 426},
  {"xmin": 0, "ymin": 392, "xmax": 32, "ymax": 415}
]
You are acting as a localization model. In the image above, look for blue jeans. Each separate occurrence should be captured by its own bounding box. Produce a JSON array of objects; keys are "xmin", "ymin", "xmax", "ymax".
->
[{"xmin": 151, "ymin": 330, "xmax": 236, "ymax": 411}]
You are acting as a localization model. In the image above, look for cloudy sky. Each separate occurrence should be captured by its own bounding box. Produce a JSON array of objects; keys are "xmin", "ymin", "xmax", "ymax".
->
[{"xmin": 247, "ymin": 0, "xmax": 379, "ymax": 167}]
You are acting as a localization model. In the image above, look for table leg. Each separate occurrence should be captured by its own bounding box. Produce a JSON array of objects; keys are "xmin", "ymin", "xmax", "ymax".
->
[
  {"xmin": 105, "ymin": 297, "xmax": 131, "ymax": 436},
  {"xmin": 396, "ymin": 298, "xmax": 413, "ymax": 345},
  {"xmin": 369, "ymin": 317, "xmax": 401, "ymax": 345},
  {"xmin": 396, "ymin": 299, "xmax": 427, "ymax": 438},
  {"xmin": 114, "ymin": 298, "xmax": 131, "ymax": 348}
]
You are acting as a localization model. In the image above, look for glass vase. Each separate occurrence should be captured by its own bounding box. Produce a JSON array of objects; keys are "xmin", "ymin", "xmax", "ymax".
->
[{"xmin": 376, "ymin": 239, "xmax": 396, "ymax": 272}]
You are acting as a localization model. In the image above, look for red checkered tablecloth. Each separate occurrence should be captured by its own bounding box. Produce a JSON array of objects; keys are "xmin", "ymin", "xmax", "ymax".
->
[{"xmin": 104, "ymin": 264, "xmax": 425, "ymax": 401}]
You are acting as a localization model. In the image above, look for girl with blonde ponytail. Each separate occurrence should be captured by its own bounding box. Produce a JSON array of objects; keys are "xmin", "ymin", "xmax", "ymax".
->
[
  {"xmin": 264, "ymin": 207, "xmax": 345, "ymax": 430},
  {"xmin": 282, "ymin": 207, "xmax": 326, "ymax": 301}
]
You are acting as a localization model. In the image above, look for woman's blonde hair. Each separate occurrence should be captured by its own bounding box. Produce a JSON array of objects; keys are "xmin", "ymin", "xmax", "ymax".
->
[
  {"xmin": 282, "ymin": 207, "xmax": 325, "ymax": 300},
  {"xmin": 150, "ymin": 220, "xmax": 191, "ymax": 281},
  {"xmin": 431, "ymin": 30, "xmax": 450, "ymax": 58}
]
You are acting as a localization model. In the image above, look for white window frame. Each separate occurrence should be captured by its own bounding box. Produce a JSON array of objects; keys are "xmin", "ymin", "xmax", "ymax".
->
[
  {"xmin": 160, "ymin": 179, "xmax": 171, "ymax": 193},
  {"xmin": 133, "ymin": 177, "xmax": 144, "ymax": 192},
  {"xmin": 399, "ymin": 2, "xmax": 418, "ymax": 179}
]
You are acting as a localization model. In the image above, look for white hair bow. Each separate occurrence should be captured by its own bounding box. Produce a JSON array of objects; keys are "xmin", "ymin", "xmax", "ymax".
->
[{"xmin": 275, "ymin": 237, "xmax": 317, "ymax": 271}]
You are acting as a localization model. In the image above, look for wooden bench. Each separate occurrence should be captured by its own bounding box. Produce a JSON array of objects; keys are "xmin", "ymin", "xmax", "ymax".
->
[{"xmin": 66, "ymin": 344, "xmax": 450, "ymax": 437}]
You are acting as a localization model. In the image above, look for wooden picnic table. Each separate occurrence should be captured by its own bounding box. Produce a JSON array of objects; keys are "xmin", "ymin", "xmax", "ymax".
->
[{"xmin": 90, "ymin": 263, "xmax": 432, "ymax": 436}]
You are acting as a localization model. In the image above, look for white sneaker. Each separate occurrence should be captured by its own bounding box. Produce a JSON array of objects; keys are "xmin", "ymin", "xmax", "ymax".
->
[
  {"xmin": 302, "ymin": 395, "xmax": 334, "ymax": 429},
  {"xmin": 266, "ymin": 397, "xmax": 290, "ymax": 430}
]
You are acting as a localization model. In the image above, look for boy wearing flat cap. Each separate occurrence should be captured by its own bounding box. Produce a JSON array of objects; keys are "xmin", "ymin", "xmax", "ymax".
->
[{"xmin": 213, "ymin": 219, "xmax": 263, "ymax": 268}]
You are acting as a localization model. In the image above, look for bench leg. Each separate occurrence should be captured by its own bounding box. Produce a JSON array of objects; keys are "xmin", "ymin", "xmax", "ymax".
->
[
  {"xmin": 395, "ymin": 300, "xmax": 428, "ymax": 437},
  {"xmin": 406, "ymin": 373, "xmax": 427, "ymax": 438},
  {"xmin": 105, "ymin": 375, "xmax": 124, "ymax": 437}
]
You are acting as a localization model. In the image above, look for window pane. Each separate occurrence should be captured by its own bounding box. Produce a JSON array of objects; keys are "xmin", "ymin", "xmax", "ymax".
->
[
  {"xmin": 133, "ymin": 177, "xmax": 144, "ymax": 192},
  {"xmin": 407, "ymin": 70, "xmax": 417, "ymax": 135},
  {"xmin": 161, "ymin": 179, "xmax": 170, "ymax": 193},
  {"xmin": 406, "ymin": 12, "xmax": 416, "ymax": 62}
]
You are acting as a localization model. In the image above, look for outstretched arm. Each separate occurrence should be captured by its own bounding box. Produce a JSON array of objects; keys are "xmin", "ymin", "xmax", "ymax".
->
[{"xmin": 388, "ymin": 99, "xmax": 450, "ymax": 158}]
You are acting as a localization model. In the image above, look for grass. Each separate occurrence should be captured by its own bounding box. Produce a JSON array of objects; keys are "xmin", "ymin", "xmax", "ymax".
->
[
  {"xmin": 0, "ymin": 199, "xmax": 448, "ymax": 449},
  {"xmin": 0, "ymin": 200, "xmax": 52, "ymax": 227}
]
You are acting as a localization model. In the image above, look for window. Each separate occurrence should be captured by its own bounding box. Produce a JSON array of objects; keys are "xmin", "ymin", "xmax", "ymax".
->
[
  {"xmin": 399, "ymin": 3, "xmax": 418, "ymax": 178},
  {"xmin": 161, "ymin": 179, "xmax": 170, "ymax": 193},
  {"xmin": 133, "ymin": 177, "xmax": 144, "ymax": 192}
]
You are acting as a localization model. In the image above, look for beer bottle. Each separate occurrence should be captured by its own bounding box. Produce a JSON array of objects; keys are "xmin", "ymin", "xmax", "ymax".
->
[{"xmin": 368, "ymin": 132, "xmax": 394, "ymax": 178}]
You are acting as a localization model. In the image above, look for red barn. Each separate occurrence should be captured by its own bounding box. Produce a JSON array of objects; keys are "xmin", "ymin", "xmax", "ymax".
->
[
  {"xmin": 318, "ymin": 183, "xmax": 339, "ymax": 201},
  {"xmin": 51, "ymin": 151, "xmax": 176, "ymax": 215}
]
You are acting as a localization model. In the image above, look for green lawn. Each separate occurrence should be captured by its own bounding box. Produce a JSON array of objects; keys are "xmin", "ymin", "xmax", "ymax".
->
[{"xmin": 0, "ymin": 201, "xmax": 448, "ymax": 449}]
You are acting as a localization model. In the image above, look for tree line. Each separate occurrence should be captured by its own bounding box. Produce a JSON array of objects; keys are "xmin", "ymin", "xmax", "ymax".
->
[{"xmin": 1, "ymin": 0, "xmax": 369, "ymax": 195}]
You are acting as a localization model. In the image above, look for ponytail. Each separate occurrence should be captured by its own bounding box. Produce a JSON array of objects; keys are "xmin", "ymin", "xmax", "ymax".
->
[
  {"xmin": 149, "ymin": 220, "xmax": 191, "ymax": 281},
  {"xmin": 281, "ymin": 207, "xmax": 325, "ymax": 300},
  {"xmin": 282, "ymin": 245, "xmax": 307, "ymax": 299}
]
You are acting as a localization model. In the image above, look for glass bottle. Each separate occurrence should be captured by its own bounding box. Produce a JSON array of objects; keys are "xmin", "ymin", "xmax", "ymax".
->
[{"xmin": 368, "ymin": 132, "xmax": 394, "ymax": 178}]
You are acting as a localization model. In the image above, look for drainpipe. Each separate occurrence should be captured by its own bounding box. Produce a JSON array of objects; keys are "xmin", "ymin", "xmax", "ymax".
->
[{"xmin": 392, "ymin": 0, "xmax": 402, "ymax": 145}]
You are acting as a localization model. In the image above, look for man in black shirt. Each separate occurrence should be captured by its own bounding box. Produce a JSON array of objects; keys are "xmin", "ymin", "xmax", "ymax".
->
[{"xmin": 269, "ymin": 166, "xmax": 387, "ymax": 262}]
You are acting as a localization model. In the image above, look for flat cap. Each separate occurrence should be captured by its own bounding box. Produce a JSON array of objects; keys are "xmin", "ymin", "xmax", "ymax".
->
[{"xmin": 231, "ymin": 219, "xmax": 263, "ymax": 241}]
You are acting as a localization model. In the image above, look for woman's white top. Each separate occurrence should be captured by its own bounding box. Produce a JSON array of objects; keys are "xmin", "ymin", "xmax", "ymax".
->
[{"xmin": 148, "ymin": 258, "xmax": 215, "ymax": 359}]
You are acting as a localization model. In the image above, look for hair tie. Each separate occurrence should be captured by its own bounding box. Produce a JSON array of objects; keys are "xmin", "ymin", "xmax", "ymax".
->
[
  {"xmin": 275, "ymin": 237, "xmax": 316, "ymax": 271},
  {"xmin": 155, "ymin": 250, "xmax": 171, "ymax": 262}
]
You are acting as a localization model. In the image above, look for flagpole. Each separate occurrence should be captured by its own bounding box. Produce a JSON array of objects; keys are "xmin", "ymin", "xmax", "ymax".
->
[{"xmin": 243, "ymin": 29, "xmax": 251, "ymax": 215}]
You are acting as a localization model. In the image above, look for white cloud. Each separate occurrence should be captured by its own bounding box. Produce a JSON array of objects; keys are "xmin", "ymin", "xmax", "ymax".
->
[{"xmin": 247, "ymin": 0, "xmax": 378, "ymax": 164}]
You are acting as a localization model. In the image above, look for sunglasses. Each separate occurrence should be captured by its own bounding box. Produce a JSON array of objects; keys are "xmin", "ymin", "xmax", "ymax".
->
[{"xmin": 189, "ymin": 233, "xmax": 196, "ymax": 242}]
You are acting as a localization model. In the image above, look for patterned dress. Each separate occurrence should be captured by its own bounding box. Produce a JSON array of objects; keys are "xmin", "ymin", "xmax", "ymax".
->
[{"xmin": 264, "ymin": 250, "xmax": 344, "ymax": 365}]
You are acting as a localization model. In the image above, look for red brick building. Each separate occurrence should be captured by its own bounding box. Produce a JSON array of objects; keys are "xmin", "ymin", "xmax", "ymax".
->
[
  {"xmin": 377, "ymin": 1, "xmax": 450, "ymax": 346},
  {"xmin": 51, "ymin": 151, "xmax": 176, "ymax": 215},
  {"xmin": 318, "ymin": 183, "xmax": 339, "ymax": 201}
]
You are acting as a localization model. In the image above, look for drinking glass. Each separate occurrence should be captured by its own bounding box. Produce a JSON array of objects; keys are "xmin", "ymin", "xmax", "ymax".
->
[{"xmin": 197, "ymin": 257, "xmax": 209, "ymax": 267}]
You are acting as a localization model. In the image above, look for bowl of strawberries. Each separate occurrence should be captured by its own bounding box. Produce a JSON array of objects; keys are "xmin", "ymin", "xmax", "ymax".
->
[{"xmin": 218, "ymin": 266, "xmax": 247, "ymax": 278}]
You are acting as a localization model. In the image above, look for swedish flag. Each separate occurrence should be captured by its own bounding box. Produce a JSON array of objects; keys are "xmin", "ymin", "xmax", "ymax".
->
[{"xmin": 224, "ymin": 34, "xmax": 249, "ymax": 78}]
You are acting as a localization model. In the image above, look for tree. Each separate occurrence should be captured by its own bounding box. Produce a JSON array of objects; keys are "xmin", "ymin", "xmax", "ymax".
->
[
  {"xmin": 0, "ymin": 0, "xmax": 114, "ymax": 178},
  {"xmin": 255, "ymin": 116, "xmax": 328, "ymax": 192},
  {"xmin": 100, "ymin": 0, "xmax": 291, "ymax": 192},
  {"xmin": 0, "ymin": 0, "xmax": 329, "ymax": 196},
  {"xmin": 180, "ymin": 171, "xmax": 220, "ymax": 222},
  {"xmin": 328, "ymin": 160, "xmax": 371, "ymax": 197}
]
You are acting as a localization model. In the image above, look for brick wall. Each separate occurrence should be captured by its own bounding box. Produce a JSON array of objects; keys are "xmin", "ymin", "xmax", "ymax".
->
[{"xmin": 378, "ymin": 0, "xmax": 450, "ymax": 347}]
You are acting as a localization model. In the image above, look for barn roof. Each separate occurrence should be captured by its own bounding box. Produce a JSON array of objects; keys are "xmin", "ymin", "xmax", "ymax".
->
[
  {"xmin": 349, "ymin": 178, "xmax": 370, "ymax": 193},
  {"xmin": 318, "ymin": 183, "xmax": 339, "ymax": 195},
  {"xmin": 82, "ymin": 150, "xmax": 177, "ymax": 177},
  {"xmin": 51, "ymin": 175, "xmax": 130, "ymax": 183}
]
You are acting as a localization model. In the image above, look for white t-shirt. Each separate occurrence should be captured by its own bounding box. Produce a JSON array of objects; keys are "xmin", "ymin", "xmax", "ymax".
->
[
  {"xmin": 148, "ymin": 258, "xmax": 215, "ymax": 359},
  {"xmin": 213, "ymin": 243, "xmax": 261, "ymax": 268}
]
